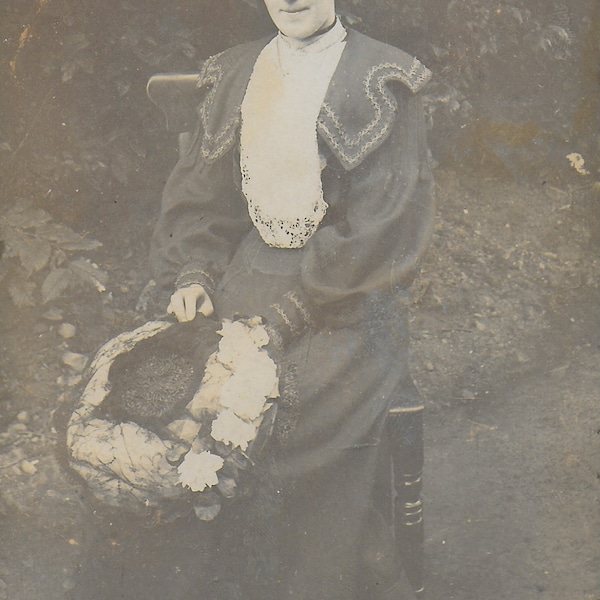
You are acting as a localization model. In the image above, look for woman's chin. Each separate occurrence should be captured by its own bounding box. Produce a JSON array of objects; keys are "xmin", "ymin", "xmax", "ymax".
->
[{"xmin": 274, "ymin": 14, "xmax": 322, "ymax": 40}]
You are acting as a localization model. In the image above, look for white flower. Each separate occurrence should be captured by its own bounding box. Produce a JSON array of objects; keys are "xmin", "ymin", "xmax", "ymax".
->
[
  {"xmin": 211, "ymin": 409, "xmax": 259, "ymax": 451},
  {"xmin": 186, "ymin": 355, "xmax": 230, "ymax": 418},
  {"xmin": 219, "ymin": 357, "xmax": 277, "ymax": 420},
  {"xmin": 191, "ymin": 318, "xmax": 279, "ymax": 423},
  {"xmin": 219, "ymin": 380, "xmax": 267, "ymax": 420},
  {"xmin": 217, "ymin": 332, "xmax": 257, "ymax": 364},
  {"xmin": 177, "ymin": 450, "xmax": 224, "ymax": 492},
  {"xmin": 245, "ymin": 320, "xmax": 269, "ymax": 347},
  {"xmin": 231, "ymin": 349, "xmax": 278, "ymax": 394},
  {"xmin": 216, "ymin": 319, "xmax": 270, "ymax": 364}
]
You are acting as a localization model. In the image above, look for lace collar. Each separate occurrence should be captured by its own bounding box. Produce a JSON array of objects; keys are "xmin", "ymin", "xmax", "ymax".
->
[{"xmin": 195, "ymin": 29, "xmax": 432, "ymax": 170}]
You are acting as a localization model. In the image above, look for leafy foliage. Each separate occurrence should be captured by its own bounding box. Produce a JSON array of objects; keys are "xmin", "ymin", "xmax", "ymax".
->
[
  {"xmin": 1, "ymin": 0, "xmax": 264, "ymax": 207},
  {"xmin": 0, "ymin": 203, "xmax": 107, "ymax": 308}
]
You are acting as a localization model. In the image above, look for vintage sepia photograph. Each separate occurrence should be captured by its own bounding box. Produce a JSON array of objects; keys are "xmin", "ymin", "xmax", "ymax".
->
[{"xmin": 1, "ymin": 1, "xmax": 598, "ymax": 598}]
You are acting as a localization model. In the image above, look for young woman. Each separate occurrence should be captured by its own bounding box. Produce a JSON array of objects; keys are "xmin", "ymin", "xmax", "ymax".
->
[{"xmin": 150, "ymin": 1, "xmax": 435, "ymax": 598}]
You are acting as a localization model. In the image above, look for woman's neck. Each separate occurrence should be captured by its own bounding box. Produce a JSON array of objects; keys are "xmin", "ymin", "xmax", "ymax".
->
[{"xmin": 279, "ymin": 16, "xmax": 341, "ymax": 50}]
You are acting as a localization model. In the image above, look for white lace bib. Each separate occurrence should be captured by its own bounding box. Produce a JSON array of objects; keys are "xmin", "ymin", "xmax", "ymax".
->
[{"xmin": 240, "ymin": 21, "xmax": 346, "ymax": 249}]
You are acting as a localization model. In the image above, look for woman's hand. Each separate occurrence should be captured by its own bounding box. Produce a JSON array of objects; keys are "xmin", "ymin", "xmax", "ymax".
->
[{"xmin": 167, "ymin": 284, "xmax": 214, "ymax": 322}]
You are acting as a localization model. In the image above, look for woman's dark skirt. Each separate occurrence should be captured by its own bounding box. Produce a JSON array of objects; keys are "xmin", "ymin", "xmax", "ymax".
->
[{"xmin": 73, "ymin": 230, "xmax": 415, "ymax": 600}]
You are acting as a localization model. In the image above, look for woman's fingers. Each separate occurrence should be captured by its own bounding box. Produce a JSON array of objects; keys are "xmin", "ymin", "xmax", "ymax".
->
[
  {"xmin": 167, "ymin": 289, "xmax": 196, "ymax": 322},
  {"xmin": 197, "ymin": 293, "xmax": 214, "ymax": 317},
  {"xmin": 167, "ymin": 290, "xmax": 194, "ymax": 322},
  {"xmin": 167, "ymin": 285, "xmax": 213, "ymax": 322}
]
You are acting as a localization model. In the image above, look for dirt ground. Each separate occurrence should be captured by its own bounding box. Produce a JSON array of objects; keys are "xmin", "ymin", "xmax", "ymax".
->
[{"xmin": 1, "ymin": 158, "xmax": 598, "ymax": 598}]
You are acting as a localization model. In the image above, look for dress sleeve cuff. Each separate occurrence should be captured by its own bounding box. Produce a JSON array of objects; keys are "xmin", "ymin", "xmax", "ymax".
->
[
  {"xmin": 175, "ymin": 263, "xmax": 218, "ymax": 296},
  {"xmin": 262, "ymin": 289, "xmax": 317, "ymax": 347}
]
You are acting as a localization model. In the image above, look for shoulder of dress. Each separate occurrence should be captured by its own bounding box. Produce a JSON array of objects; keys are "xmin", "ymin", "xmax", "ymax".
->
[
  {"xmin": 147, "ymin": 39, "xmax": 271, "ymax": 138},
  {"xmin": 198, "ymin": 37, "xmax": 273, "ymax": 89},
  {"xmin": 346, "ymin": 31, "xmax": 432, "ymax": 93},
  {"xmin": 197, "ymin": 37, "xmax": 272, "ymax": 163},
  {"xmin": 317, "ymin": 30, "xmax": 432, "ymax": 170}
]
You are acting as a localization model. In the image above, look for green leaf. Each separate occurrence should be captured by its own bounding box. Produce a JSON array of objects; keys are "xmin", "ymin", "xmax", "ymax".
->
[
  {"xmin": 217, "ymin": 476, "xmax": 237, "ymax": 499},
  {"xmin": 0, "ymin": 223, "xmax": 19, "ymax": 258},
  {"xmin": 17, "ymin": 236, "xmax": 52, "ymax": 273},
  {"xmin": 52, "ymin": 248, "xmax": 68, "ymax": 268},
  {"xmin": 60, "ymin": 238, "xmax": 103, "ymax": 251},
  {"xmin": 68, "ymin": 258, "xmax": 108, "ymax": 292},
  {"xmin": 41, "ymin": 268, "xmax": 73, "ymax": 304},
  {"xmin": 4, "ymin": 207, "xmax": 52, "ymax": 229},
  {"xmin": 19, "ymin": 208, "xmax": 53, "ymax": 229},
  {"xmin": 1, "ymin": 226, "xmax": 52, "ymax": 273},
  {"xmin": 3, "ymin": 201, "xmax": 30, "ymax": 218},
  {"xmin": 8, "ymin": 277, "xmax": 36, "ymax": 308},
  {"xmin": 36, "ymin": 222, "xmax": 102, "ymax": 252},
  {"xmin": 193, "ymin": 503, "xmax": 221, "ymax": 522},
  {"xmin": 36, "ymin": 222, "xmax": 81, "ymax": 243}
]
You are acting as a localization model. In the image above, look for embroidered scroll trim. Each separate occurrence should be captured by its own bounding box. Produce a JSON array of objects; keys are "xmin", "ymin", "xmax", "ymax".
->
[{"xmin": 318, "ymin": 59, "xmax": 431, "ymax": 168}]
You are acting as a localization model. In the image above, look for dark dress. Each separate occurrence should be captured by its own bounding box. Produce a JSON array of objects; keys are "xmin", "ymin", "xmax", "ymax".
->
[{"xmin": 145, "ymin": 28, "xmax": 433, "ymax": 600}]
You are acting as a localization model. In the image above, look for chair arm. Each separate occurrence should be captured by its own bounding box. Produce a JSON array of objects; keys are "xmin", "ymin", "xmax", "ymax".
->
[{"xmin": 146, "ymin": 73, "xmax": 202, "ymax": 133}]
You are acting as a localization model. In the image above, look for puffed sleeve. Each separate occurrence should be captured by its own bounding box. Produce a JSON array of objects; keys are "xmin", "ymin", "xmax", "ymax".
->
[
  {"xmin": 262, "ymin": 89, "xmax": 435, "ymax": 345},
  {"xmin": 150, "ymin": 121, "xmax": 252, "ymax": 296}
]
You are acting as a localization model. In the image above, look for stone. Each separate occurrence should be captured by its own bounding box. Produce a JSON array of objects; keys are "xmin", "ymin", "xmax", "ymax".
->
[
  {"xmin": 61, "ymin": 351, "xmax": 88, "ymax": 373},
  {"xmin": 20, "ymin": 460, "xmax": 38, "ymax": 475},
  {"xmin": 58, "ymin": 323, "xmax": 77, "ymax": 339},
  {"xmin": 7, "ymin": 423, "xmax": 27, "ymax": 435},
  {"xmin": 16, "ymin": 411, "xmax": 30, "ymax": 424},
  {"xmin": 42, "ymin": 307, "xmax": 63, "ymax": 321}
]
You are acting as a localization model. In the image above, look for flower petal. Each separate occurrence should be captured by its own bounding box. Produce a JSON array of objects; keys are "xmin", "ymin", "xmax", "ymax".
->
[
  {"xmin": 177, "ymin": 450, "xmax": 224, "ymax": 492},
  {"xmin": 210, "ymin": 409, "xmax": 259, "ymax": 451}
]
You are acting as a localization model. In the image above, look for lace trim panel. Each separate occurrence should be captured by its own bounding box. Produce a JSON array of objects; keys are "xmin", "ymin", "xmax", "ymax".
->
[
  {"xmin": 197, "ymin": 55, "xmax": 241, "ymax": 162},
  {"xmin": 317, "ymin": 59, "xmax": 432, "ymax": 169},
  {"xmin": 245, "ymin": 194, "xmax": 328, "ymax": 250}
]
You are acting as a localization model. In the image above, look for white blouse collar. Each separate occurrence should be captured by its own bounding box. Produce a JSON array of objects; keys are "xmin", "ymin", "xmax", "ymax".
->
[{"xmin": 277, "ymin": 17, "xmax": 347, "ymax": 53}]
